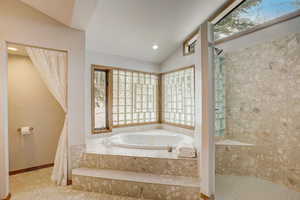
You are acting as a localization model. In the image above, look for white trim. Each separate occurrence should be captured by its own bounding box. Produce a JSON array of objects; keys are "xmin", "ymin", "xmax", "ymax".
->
[
  {"xmin": 199, "ymin": 22, "xmax": 215, "ymax": 197},
  {"xmin": 0, "ymin": 41, "xmax": 9, "ymax": 199},
  {"xmin": 0, "ymin": 42, "xmax": 72, "ymax": 194}
]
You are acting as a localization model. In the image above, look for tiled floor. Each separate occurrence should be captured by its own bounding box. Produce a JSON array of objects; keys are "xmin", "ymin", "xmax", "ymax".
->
[
  {"xmin": 10, "ymin": 167, "xmax": 300, "ymax": 200},
  {"xmin": 216, "ymin": 175, "xmax": 300, "ymax": 200},
  {"xmin": 10, "ymin": 167, "xmax": 140, "ymax": 200}
]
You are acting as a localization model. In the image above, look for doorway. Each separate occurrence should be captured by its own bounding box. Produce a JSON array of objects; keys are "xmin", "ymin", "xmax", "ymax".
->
[{"xmin": 1, "ymin": 42, "xmax": 69, "ymax": 198}]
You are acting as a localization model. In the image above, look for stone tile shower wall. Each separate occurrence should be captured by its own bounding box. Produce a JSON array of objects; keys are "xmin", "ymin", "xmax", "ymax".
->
[{"xmin": 216, "ymin": 33, "xmax": 300, "ymax": 192}]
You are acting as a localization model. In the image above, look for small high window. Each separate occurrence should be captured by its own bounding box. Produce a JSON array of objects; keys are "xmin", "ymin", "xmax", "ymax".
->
[{"xmin": 183, "ymin": 31, "xmax": 198, "ymax": 56}]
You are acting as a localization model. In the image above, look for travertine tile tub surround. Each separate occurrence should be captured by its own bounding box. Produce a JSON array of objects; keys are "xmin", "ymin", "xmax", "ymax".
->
[
  {"xmin": 73, "ymin": 151, "xmax": 200, "ymax": 199},
  {"xmin": 71, "ymin": 144, "xmax": 86, "ymax": 169},
  {"xmin": 216, "ymin": 33, "xmax": 300, "ymax": 192},
  {"xmin": 80, "ymin": 153, "xmax": 199, "ymax": 177},
  {"xmin": 73, "ymin": 172, "xmax": 200, "ymax": 200},
  {"xmin": 73, "ymin": 128, "xmax": 200, "ymax": 199}
]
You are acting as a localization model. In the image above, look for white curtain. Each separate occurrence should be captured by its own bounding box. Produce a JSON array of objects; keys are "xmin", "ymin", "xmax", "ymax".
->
[{"xmin": 26, "ymin": 47, "xmax": 68, "ymax": 186}]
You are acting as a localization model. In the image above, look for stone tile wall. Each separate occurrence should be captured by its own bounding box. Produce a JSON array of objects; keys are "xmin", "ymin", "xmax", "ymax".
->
[
  {"xmin": 80, "ymin": 153, "xmax": 199, "ymax": 177},
  {"xmin": 73, "ymin": 175, "xmax": 200, "ymax": 200},
  {"xmin": 216, "ymin": 33, "xmax": 300, "ymax": 192},
  {"xmin": 71, "ymin": 144, "xmax": 86, "ymax": 169}
]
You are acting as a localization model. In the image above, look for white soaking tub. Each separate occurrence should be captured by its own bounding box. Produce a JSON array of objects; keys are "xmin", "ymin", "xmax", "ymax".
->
[{"xmin": 104, "ymin": 129, "xmax": 194, "ymax": 150}]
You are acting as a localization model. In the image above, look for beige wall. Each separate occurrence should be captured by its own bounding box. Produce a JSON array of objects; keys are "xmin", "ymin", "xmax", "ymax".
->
[
  {"xmin": 8, "ymin": 55, "xmax": 65, "ymax": 171},
  {"xmin": 0, "ymin": 0, "xmax": 85, "ymax": 146},
  {"xmin": 0, "ymin": 0, "xmax": 86, "ymax": 196}
]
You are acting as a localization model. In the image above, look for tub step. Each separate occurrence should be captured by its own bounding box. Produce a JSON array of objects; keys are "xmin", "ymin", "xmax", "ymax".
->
[
  {"xmin": 72, "ymin": 168, "xmax": 201, "ymax": 200},
  {"xmin": 79, "ymin": 152, "xmax": 199, "ymax": 177}
]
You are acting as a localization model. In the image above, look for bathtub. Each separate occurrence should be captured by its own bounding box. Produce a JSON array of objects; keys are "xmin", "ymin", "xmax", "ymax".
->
[{"xmin": 104, "ymin": 130, "xmax": 194, "ymax": 150}]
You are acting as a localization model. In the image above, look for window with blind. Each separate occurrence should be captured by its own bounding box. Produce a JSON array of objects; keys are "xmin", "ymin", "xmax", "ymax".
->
[
  {"xmin": 112, "ymin": 69, "xmax": 159, "ymax": 126},
  {"xmin": 162, "ymin": 67, "xmax": 195, "ymax": 128}
]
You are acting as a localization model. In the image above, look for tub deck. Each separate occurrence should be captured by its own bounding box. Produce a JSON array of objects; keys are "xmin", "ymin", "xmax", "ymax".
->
[
  {"xmin": 74, "ymin": 129, "xmax": 200, "ymax": 199},
  {"xmin": 87, "ymin": 137, "xmax": 197, "ymax": 160},
  {"xmin": 86, "ymin": 129, "xmax": 197, "ymax": 160}
]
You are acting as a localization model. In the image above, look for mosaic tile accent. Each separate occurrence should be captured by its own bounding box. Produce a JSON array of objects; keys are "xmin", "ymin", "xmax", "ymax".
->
[
  {"xmin": 80, "ymin": 153, "xmax": 199, "ymax": 177},
  {"xmin": 216, "ymin": 32, "xmax": 300, "ymax": 192}
]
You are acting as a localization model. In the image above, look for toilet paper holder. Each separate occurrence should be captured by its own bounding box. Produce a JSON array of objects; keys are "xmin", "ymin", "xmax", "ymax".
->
[{"xmin": 17, "ymin": 127, "xmax": 34, "ymax": 132}]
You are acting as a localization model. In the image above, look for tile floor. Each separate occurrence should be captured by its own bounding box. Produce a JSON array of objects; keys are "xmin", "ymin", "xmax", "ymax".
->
[
  {"xmin": 9, "ymin": 167, "xmax": 300, "ymax": 200},
  {"xmin": 10, "ymin": 167, "xmax": 140, "ymax": 200}
]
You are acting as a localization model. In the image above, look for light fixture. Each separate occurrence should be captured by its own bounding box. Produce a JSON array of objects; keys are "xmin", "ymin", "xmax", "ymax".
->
[
  {"xmin": 152, "ymin": 45, "xmax": 159, "ymax": 50},
  {"xmin": 8, "ymin": 47, "xmax": 18, "ymax": 51}
]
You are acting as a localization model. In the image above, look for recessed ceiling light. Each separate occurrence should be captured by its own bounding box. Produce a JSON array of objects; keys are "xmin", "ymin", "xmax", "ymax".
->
[
  {"xmin": 152, "ymin": 45, "xmax": 159, "ymax": 50},
  {"xmin": 8, "ymin": 47, "xmax": 18, "ymax": 51}
]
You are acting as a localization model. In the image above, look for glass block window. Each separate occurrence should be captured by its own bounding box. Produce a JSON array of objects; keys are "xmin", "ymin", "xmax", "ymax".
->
[
  {"xmin": 112, "ymin": 69, "xmax": 159, "ymax": 126},
  {"xmin": 162, "ymin": 67, "xmax": 195, "ymax": 127},
  {"xmin": 215, "ymin": 0, "xmax": 300, "ymax": 40},
  {"xmin": 215, "ymin": 54, "xmax": 226, "ymax": 136}
]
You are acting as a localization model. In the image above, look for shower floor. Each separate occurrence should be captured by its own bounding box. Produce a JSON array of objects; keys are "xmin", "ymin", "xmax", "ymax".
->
[{"xmin": 216, "ymin": 175, "xmax": 300, "ymax": 200}]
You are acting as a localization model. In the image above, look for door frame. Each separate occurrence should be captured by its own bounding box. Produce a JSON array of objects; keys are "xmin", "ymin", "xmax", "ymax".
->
[
  {"xmin": 199, "ymin": 21, "xmax": 216, "ymax": 199},
  {"xmin": 0, "ymin": 41, "xmax": 9, "ymax": 200},
  {"xmin": 0, "ymin": 40, "xmax": 69, "ymax": 199}
]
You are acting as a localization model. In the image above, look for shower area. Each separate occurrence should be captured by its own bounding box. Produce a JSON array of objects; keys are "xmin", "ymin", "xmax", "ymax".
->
[
  {"xmin": 212, "ymin": 0, "xmax": 300, "ymax": 199},
  {"xmin": 214, "ymin": 33, "xmax": 300, "ymax": 199}
]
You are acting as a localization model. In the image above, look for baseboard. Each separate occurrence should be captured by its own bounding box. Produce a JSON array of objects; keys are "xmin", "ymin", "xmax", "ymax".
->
[
  {"xmin": 2, "ymin": 193, "xmax": 11, "ymax": 200},
  {"xmin": 67, "ymin": 179, "xmax": 72, "ymax": 185},
  {"xmin": 200, "ymin": 193, "xmax": 215, "ymax": 200},
  {"xmin": 9, "ymin": 163, "xmax": 54, "ymax": 175}
]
